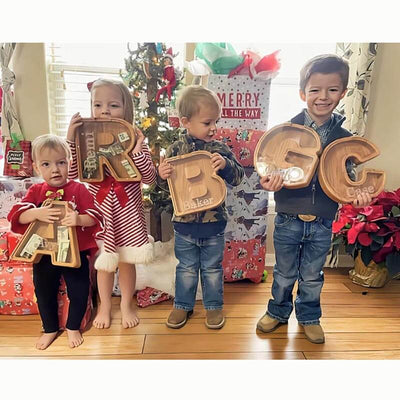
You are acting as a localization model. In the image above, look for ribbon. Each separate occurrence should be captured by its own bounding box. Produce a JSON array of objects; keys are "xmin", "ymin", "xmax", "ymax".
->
[
  {"xmin": 195, "ymin": 43, "xmax": 243, "ymax": 75},
  {"xmin": 95, "ymin": 175, "xmax": 129, "ymax": 208},
  {"xmin": 46, "ymin": 189, "xmax": 64, "ymax": 200},
  {"xmin": 9, "ymin": 132, "xmax": 20, "ymax": 149},
  {"xmin": 228, "ymin": 50, "xmax": 281, "ymax": 80}
]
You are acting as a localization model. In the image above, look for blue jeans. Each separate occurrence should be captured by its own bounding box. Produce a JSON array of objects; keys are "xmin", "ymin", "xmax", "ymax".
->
[
  {"xmin": 174, "ymin": 230, "xmax": 225, "ymax": 311},
  {"xmin": 267, "ymin": 212, "xmax": 333, "ymax": 325}
]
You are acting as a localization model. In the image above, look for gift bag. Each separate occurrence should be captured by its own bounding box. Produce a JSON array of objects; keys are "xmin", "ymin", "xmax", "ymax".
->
[
  {"xmin": 3, "ymin": 137, "xmax": 33, "ymax": 177},
  {"xmin": 208, "ymin": 74, "xmax": 271, "ymax": 131}
]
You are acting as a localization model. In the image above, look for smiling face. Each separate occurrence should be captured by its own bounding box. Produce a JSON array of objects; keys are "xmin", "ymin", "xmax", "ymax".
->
[
  {"xmin": 91, "ymin": 84, "xmax": 125, "ymax": 119},
  {"xmin": 300, "ymin": 72, "xmax": 347, "ymax": 126},
  {"xmin": 181, "ymin": 103, "xmax": 220, "ymax": 142},
  {"xmin": 33, "ymin": 146, "xmax": 70, "ymax": 187}
]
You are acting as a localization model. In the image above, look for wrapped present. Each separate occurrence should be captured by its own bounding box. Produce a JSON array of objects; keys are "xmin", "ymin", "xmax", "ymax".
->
[
  {"xmin": 136, "ymin": 286, "xmax": 172, "ymax": 308},
  {"xmin": 0, "ymin": 260, "xmax": 38, "ymax": 315},
  {"xmin": 6, "ymin": 231, "xmax": 21, "ymax": 256},
  {"xmin": 166, "ymin": 106, "xmax": 181, "ymax": 128},
  {"xmin": 0, "ymin": 176, "xmax": 40, "ymax": 219},
  {"xmin": 223, "ymin": 238, "xmax": 266, "ymax": 283},
  {"xmin": 57, "ymin": 276, "xmax": 93, "ymax": 331},
  {"xmin": 0, "ymin": 231, "xmax": 8, "ymax": 261}
]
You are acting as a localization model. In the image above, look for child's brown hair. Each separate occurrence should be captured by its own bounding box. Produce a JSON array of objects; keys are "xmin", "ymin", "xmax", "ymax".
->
[{"xmin": 300, "ymin": 54, "xmax": 349, "ymax": 92}]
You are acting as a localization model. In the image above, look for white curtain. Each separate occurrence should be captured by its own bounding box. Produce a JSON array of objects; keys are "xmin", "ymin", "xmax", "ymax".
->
[
  {"xmin": 336, "ymin": 43, "xmax": 378, "ymax": 137},
  {"xmin": 0, "ymin": 42, "xmax": 24, "ymax": 141}
]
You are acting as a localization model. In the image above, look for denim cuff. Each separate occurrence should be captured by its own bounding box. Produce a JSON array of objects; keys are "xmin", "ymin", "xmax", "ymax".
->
[
  {"xmin": 266, "ymin": 311, "xmax": 288, "ymax": 324},
  {"xmin": 298, "ymin": 320, "xmax": 320, "ymax": 326}
]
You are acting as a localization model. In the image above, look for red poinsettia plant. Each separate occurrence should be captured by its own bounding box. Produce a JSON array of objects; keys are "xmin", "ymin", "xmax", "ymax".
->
[{"xmin": 332, "ymin": 188, "xmax": 400, "ymax": 277}]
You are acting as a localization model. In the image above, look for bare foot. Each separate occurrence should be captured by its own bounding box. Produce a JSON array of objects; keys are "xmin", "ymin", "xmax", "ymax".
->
[
  {"xmin": 121, "ymin": 301, "xmax": 140, "ymax": 328},
  {"xmin": 67, "ymin": 329, "xmax": 84, "ymax": 348},
  {"xmin": 36, "ymin": 332, "xmax": 58, "ymax": 350},
  {"xmin": 93, "ymin": 302, "xmax": 111, "ymax": 329}
]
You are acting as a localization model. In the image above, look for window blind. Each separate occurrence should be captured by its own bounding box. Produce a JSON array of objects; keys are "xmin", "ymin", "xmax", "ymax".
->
[{"xmin": 46, "ymin": 43, "xmax": 124, "ymax": 137}]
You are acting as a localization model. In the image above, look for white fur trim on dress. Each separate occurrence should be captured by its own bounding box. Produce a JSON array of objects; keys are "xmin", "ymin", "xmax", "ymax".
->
[
  {"xmin": 94, "ymin": 251, "xmax": 119, "ymax": 272},
  {"xmin": 118, "ymin": 242, "xmax": 154, "ymax": 265}
]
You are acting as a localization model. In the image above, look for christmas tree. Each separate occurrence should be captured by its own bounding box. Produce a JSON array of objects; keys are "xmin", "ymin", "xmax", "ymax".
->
[{"xmin": 123, "ymin": 43, "xmax": 184, "ymax": 240}]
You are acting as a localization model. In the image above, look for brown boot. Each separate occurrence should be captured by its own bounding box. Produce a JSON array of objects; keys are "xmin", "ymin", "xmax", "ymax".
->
[
  {"xmin": 303, "ymin": 324, "xmax": 325, "ymax": 344},
  {"xmin": 256, "ymin": 314, "xmax": 284, "ymax": 333},
  {"xmin": 205, "ymin": 309, "xmax": 225, "ymax": 329},
  {"xmin": 166, "ymin": 308, "xmax": 193, "ymax": 329}
]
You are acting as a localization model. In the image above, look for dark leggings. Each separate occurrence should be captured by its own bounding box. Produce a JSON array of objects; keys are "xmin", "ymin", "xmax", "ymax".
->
[{"xmin": 33, "ymin": 251, "xmax": 90, "ymax": 333}]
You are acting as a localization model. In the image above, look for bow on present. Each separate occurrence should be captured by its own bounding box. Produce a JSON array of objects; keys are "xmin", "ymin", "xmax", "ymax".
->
[
  {"xmin": 46, "ymin": 189, "xmax": 64, "ymax": 200},
  {"xmin": 95, "ymin": 175, "xmax": 129, "ymax": 208},
  {"xmin": 228, "ymin": 50, "xmax": 281, "ymax": 80}
]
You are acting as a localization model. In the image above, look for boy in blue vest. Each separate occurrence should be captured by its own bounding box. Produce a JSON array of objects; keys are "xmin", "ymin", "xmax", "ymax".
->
[{"xmin": 257, "ymin": 54, "xmax": 372, "ymax": 343}]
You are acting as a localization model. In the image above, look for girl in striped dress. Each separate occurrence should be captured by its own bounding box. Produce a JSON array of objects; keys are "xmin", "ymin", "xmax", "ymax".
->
[{"xmin": 66, "ymin": 79, "xmax": 156, "ymax": 329}]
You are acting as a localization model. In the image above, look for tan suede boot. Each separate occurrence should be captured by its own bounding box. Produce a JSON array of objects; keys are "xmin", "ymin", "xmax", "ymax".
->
[
  {"xmin": 205, "ymin": 309, "xmax": 225, "ymax": 329},
  {"xmin": 303, "ymin": 324, "xmax": 325, "ymax": 344},
  {"xmin": 166, "ymin": 308, "xmax": 193, "ymax": 329},
  {"xmin": 256, "ymin": 314, "xmax": 283, "ymax": 333}
]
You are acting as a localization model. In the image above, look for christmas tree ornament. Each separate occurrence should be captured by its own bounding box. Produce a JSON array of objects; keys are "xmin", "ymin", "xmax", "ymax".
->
[{"xmin": 155, "ymin": 47, "xmax": 177, "ymax": 103}]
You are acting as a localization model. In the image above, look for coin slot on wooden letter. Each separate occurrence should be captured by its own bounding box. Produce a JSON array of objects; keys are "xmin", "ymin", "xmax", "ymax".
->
[
  {"xmin": 75, "ymin": 118, "xmax": 142, "ymax": 182},
  {"xmin": 254, "ymin": 123, "xmax": 321, "ymax": 188}
]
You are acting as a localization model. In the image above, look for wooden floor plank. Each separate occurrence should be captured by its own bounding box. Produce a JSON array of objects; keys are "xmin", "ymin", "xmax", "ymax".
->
[
  {"xmin": 143, "ymin": 332, "xmax": 400, "ymax": 354},
  {"xmin": 304, "ymin": 350, "xmax": 400, "ymax": 360},
  {"xmin": 2, "ymin": 268, "xmax": 400, "ymax": 360},
  {"xmin": 4, "ymin": 317, "xmax": 400, "ymax": 338},
  {"xmin": 0, "ymin": 335, "xmax": 145, "ymax": 357}
]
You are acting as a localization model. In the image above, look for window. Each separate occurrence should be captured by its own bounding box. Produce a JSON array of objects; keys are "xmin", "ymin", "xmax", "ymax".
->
[
  {"xmin": 46, "ymin": 43, "xmax": 185, "ymax": 136},
  {"xmin": 232, "ymin": 43, "xmax": 337, "ymax": 128}
]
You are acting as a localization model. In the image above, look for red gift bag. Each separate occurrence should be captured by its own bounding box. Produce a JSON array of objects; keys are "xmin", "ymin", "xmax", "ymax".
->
[{"xmin": 3, "ymin": 138, "xmax": 33, "ymax": 177}]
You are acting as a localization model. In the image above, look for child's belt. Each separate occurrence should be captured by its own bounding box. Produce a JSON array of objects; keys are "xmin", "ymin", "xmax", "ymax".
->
[{"xmin": 297, "ymin": 214, "xmax": 317, "ymax": 222}]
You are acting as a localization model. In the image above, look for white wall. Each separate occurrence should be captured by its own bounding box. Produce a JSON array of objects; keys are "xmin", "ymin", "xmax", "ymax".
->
[
  {"xmin": 11, "ymin": 43, "xmax": 50, "ymax": 141},
  {"xmin": 365, "ymin": 43, "xmax": 400, "ymax": 191}
]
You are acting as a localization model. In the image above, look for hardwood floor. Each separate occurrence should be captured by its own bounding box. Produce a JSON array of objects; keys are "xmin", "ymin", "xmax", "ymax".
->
[{"xmin": 1, "ymin": 266, "xmax": 400, "ymax": 360}]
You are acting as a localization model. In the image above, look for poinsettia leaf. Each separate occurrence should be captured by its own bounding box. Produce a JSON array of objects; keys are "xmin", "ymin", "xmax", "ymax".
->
[
  {"xmin": 361, "ymin": 247, "xmax": 373, "ymax": 266},
  {"xmin": 385, "ymin": 253, "xmax": 400, "ymax": 278},
  {"xmin": 358, "ymin": 232, "xmax": 373, "ymax": 246},
  {"xmin": 331, "ymin": 235, "xmax": 343, "ymax": 246},
  {"xmin": 370, "ymin": 240, "xmax": 383, "ymax": 252},
  {"xmin": 345, "ymin": 243, "xmax": 356, "ymax": 258},
  {"xmin": 391, "ymin": 206, "xmax": 400, "ymax": 217},
  {"xmin": 371, "ymin": 233, "xmax": 385, "ymax": 244}
]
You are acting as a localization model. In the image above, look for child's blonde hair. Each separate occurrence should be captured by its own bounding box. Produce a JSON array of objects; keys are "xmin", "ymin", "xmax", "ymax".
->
[
  {"xmin": 32, "ymin": 134, "xmax": 71, "ymax": 162},
  {"xmin": 90, "ymin": 79, "xmax": 134, "ymax": 124},
  {"xmin": 176, "ymin": 85, "xmax": 221, "ymax": 120}
]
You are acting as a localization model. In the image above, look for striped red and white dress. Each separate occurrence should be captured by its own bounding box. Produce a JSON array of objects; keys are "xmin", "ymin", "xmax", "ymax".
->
[{"xmin": 67, "ymin": 140, "xmax": 156, "ymax": 271}]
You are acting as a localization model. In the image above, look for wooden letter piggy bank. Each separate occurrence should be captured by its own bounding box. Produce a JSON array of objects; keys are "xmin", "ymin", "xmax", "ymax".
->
[
  {"xmin": 254, "ymin": 123, "xmax": 322, "ymax": 188},
  {"xmin": 11, "ymin": 200, "xmax": 81, "ymax": 268},
  {"xmin": 318, "ymin": 136, "xmax": 386, "ymax": 203},
  {"xmin": 166, "ymin": 151, "xmax": 227, "ymax": 216},
  {"xmin": 75, "ymin": 118, "xmax": 141, "ymax": 182}
]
